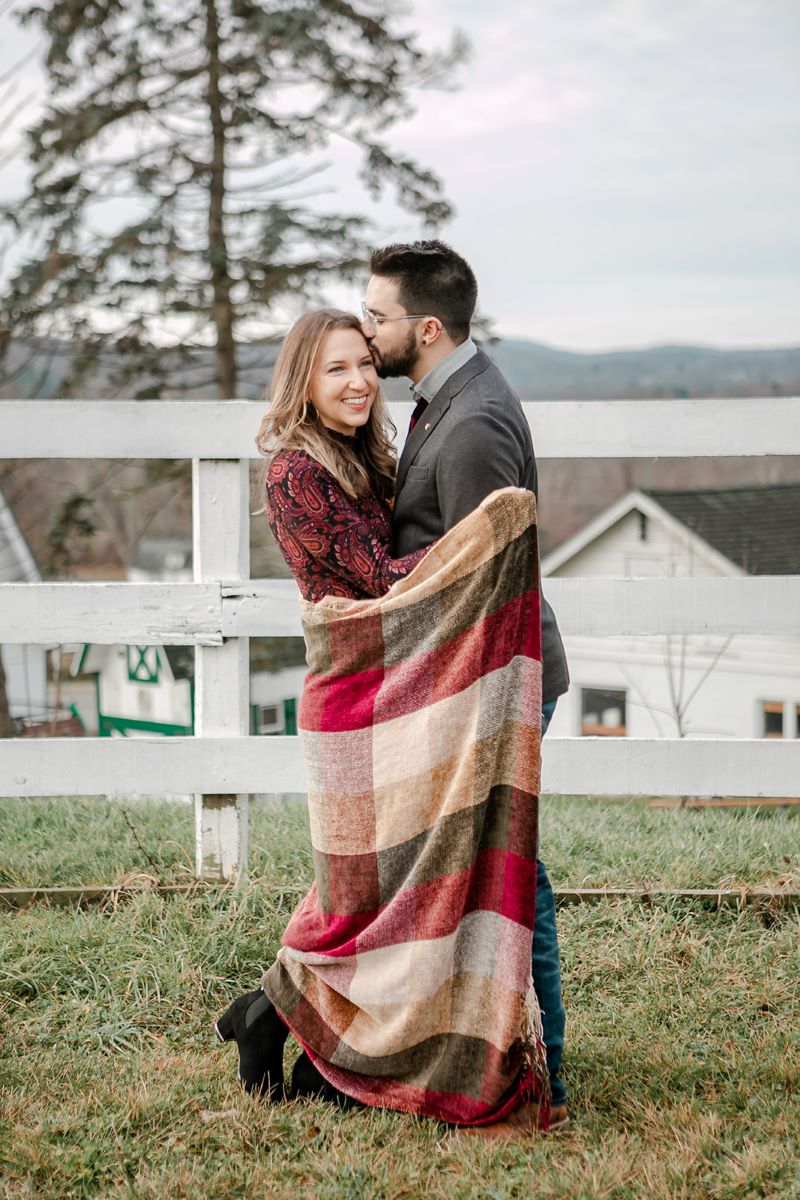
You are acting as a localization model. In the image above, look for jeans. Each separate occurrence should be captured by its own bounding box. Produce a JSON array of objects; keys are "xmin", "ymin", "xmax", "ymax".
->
[{"xmin": 534, "ymin": 699, "xmax": 567, "ymax": 1106}]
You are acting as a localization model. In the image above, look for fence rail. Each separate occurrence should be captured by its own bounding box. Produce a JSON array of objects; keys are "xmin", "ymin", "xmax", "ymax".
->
[
  {"xmin": 2, "ymin": 397, "xmax": 798, "ymax": 879},
  {"xmin": 4, "ymin": 397, "xmax": 800, "ymax": 458},
  {"xmin": 2, "ymin": 576, "xmax": 800, "ymax": 642},
  {"xmin": 2, "ymin": 734, "xmax": 798, "ymax": 799}
]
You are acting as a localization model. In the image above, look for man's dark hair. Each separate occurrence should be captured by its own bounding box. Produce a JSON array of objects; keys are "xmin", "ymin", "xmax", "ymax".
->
[{"xmin": 369, "ymin": 240, "xmax": 478, "ymax": 342}]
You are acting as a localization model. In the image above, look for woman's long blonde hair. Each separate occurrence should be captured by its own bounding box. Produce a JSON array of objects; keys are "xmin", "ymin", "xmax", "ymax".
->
[{"xmin": 256, "ymin": 309, "xmax": 397, "ymax": 502}]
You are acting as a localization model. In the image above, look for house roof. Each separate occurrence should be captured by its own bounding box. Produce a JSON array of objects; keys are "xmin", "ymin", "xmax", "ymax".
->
[
  {"xmin": 163, "ymin": 645, "xmax": 194, "ymax": 681},
  {"xmin": 644, "ymin": 484, "xmax": 800, "ymax": 576},
  {"xmin": 72, "ymin": 643, "xmax": 194, "ymax": 682}
]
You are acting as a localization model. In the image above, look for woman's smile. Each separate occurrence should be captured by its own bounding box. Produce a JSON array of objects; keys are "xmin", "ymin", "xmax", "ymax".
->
[{"xmin": 309, "ymin": 326, "xmax": 379, "ymax": 435}]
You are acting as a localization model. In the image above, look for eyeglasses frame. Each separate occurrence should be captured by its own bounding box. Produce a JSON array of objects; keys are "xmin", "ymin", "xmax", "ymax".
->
[{"xmin": 360, "ymin": 301, "xmax": 432, "ymax": 330}]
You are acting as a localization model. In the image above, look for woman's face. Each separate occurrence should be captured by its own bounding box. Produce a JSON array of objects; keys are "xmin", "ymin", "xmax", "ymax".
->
[{"xmin": 309, "ymin": 327, "xmax": 379, "ymax": 436}]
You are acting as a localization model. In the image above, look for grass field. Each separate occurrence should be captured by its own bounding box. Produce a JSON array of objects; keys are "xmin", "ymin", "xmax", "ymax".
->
[{"xmin": 1, "ymin": 795, "xmax": 798, "ymax": 1200}]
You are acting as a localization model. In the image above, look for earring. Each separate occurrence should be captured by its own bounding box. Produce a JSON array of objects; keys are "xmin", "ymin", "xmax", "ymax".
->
[{"xmin": 422, "ymin": 339, "xmax": 428, "ymax": 345}]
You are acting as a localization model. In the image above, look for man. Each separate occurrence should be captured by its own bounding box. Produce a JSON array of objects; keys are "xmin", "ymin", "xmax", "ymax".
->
[{"xmin": 362, "ymin": 240, "xmax": 571, "ymax": 1133}]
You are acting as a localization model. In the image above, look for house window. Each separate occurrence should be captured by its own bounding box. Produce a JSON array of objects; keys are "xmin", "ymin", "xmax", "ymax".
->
[
  {"xmin": 127, "ymin": 645, "xmax": 160, "ymax": 684},
  {"xmin": 796, "ymin": 706, "xmax": 800, "ymax": 738},
  {"xmin": 254, "ymin": 703, "xmax": 284, "ymax": 735},
  {"xmin": 581, "ymin": 688, "xmax": 627, "ymax": 736},
  {"xmin": 762, "ymin": 701, "xmax": 784, "ymax": 738}
]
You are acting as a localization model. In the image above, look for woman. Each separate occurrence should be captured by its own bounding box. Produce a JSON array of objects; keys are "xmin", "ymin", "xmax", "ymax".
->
[
  {"xmin": 216, "ymin": 309, "xmax": 549, "ymax": 1133},
  {"xmin": 215, "ymin": 309, "xmax": 428, "ymax": 1098}
]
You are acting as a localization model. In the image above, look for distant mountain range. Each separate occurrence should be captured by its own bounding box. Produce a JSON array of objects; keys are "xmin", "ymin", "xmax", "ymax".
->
[
  {"xmin": 486, "ymin": 340, "xmax": 800, "ymax": 400},
  {"xmin": 3, "ymin": 337, "xmax": 800, "ymax": 401}
]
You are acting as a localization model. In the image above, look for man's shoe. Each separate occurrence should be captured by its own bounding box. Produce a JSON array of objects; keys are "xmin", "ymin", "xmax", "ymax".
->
[
  {"xmin": 544, "ymin": 1103, "xmax": 571, "ymax": 1133},
  {"xmin": 455, "ymin": 1100, "xmax": 571, "ymax": 1141},
  {"xmin": 455, "ymin": 1101, "xmax": 541, "ymax": 1141},
  {"xmin": 214, "ymin": 989, "xmax": 289, "ymax": 1100}
]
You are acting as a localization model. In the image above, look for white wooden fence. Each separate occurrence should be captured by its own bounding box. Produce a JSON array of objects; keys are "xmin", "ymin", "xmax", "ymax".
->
[{"xmin": 2, "ymin": 397, "xmax": 800, "ymax": 881}]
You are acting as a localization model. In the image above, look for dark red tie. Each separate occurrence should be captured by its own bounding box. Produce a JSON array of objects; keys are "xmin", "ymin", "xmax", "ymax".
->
[{"xmin": 408, "ymin": 395, "xmax": 429, "ymax": 436}]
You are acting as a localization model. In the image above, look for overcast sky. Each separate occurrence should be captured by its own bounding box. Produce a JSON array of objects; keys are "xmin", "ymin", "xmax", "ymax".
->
[{"xmin": 1, "ymin": 0, "xmax": 798, "ymax": 350}]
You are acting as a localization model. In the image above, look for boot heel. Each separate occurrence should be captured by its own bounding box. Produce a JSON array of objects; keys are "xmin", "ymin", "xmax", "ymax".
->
[{"xmin": 214, "ymin": 1006, "xmax": 236, "ymax": 1043}]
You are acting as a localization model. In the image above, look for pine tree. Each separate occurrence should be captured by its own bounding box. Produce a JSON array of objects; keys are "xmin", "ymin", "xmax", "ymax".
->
[{"xmin": 1, "ymin": 0, "xmax": 466, "ymax": 398}]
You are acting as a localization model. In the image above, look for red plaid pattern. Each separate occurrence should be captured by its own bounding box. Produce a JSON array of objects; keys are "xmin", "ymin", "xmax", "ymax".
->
[{"xmin": 262, "ymin": 489, "xmax": 548, "ymax": 1125}]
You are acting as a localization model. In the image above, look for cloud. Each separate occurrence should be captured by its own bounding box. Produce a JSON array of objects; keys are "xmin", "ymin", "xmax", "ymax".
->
[
  {"xmin": 390, "ymin": 0, "xmax": 800, "ymax": 344},
  {"xmin": 0, "ymin": 0, "xmax": 797, "ymax": 348}
]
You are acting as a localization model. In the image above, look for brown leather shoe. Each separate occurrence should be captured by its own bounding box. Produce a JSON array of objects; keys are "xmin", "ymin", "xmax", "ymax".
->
[
  {"xmin": 544, "ymin": 1103, "xmax": 571, "ymax": 1133},
  {"xmin": 456, "ymin": 1102, "xmax": 541, "ymax": 1141},
  {"xmin": 456, "ymin": 1101, "xmax": 571, "ymax": 1141}
]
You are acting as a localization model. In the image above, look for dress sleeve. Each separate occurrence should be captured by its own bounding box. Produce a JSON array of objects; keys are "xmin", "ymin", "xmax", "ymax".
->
[{"xmin": 267, "ymin": 451, "xmax": 428, "ymax": 598}]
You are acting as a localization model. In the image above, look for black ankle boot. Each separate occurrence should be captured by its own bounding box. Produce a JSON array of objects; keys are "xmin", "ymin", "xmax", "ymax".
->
[
  {"xmin": 289, "ymin": 1051, "xmax": 362, "ymax": 1109},
  {"xmin": 214, "ymin": 989, "xmax": 289, "ymax": 1100}
]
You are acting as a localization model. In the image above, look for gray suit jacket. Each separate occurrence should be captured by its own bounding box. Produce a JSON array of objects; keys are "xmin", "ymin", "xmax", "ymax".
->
[{"xmin": 392, "ymin": 348, "xmax": 569, "ymax": 703}]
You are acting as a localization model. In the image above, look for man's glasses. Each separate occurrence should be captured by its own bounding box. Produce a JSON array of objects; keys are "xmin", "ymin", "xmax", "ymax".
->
[{"xmin": 360, "ymin": 302, "xmax": 428, "ymax": 332}]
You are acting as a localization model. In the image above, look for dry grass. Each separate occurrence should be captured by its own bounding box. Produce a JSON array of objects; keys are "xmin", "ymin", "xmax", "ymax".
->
[{"xmin": 1, "ymin": 796, "xmax": 798, "ymax": 1199}]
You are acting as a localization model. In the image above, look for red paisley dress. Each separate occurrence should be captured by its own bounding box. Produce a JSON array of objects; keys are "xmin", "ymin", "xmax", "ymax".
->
[{"xmin": 265, "ymin": 448, "xmax": 428, "ymax": 602}]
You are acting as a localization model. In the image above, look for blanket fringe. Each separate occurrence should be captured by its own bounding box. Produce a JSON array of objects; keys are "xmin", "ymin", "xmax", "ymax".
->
[{"xmin": 520, "ymin": 987, "xmax": 551, "ymax": 1126}]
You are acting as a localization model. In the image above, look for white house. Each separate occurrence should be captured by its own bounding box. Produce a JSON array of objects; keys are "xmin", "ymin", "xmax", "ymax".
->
[
  {"xmin": 73, "ymin": 642, "xmax": 194, "ymax": 737},
  {"xmin": 0, "ymin": 486, "xmax": 49, "ymax": 727},
  {"xmin": 250, "ymin": 664, "xmax": 304, "ymax": 735},
  {"xmin": 542, "ymin": 484, "xmax": 800, "ymax": 741},
  {"xmin": 73, "ymin": 635, "xmax": 306, "ymax": 739}
]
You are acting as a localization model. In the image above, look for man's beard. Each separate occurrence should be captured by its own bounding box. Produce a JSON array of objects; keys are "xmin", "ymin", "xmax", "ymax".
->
[{"xmin": 372, "ymin": 326, "xmax": 421, "ymax": 379}]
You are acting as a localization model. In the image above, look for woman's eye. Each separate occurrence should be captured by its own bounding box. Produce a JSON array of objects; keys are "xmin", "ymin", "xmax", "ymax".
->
[{"xmin": 327, "ymin": 366, "xmax": 343, "ymax": 373}]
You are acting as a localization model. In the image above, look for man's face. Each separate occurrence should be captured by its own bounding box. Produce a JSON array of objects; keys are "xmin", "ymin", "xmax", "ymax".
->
[{"xmin": 362, "ymin": 275, "xmax": 423, "ymax": 379}]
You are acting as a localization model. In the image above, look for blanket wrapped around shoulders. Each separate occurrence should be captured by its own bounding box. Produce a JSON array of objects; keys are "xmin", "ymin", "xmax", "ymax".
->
[{"xmin": 262, "ymin": 487, "xmax": 548, "ymax": 1125}]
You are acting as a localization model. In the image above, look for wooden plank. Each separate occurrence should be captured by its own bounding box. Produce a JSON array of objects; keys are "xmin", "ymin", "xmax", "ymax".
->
[
  {"xmin": 2, "ymin": 736, "xmax": 798, "ymax": 798},
  {"xmin": 4, "ymin": 398, "xmax": 799, "ymax": 459},
  {"xmin": 553, "ymin": 887, "xmax": 800, "ymax": 909},
  {"xmin": 0, "ymin": 883, "xmax": 208, "ymax": 910},
  {"xmin": 192, "ymin": 459, "xmax": 250, "ymax": 882},
  {"xmin": 2, "ymin": 401, "xmax": 262, "ymax": 459},
  {"xmin": 649, "ymin": 795, "xmax": 800, "ymax": 809},
  {"xmin": 220, "ymin": 577, "xmax": 800, "ymax": 639},
  {"xmin": 541, "ymin": 737, "xmax": 800, "ymax": 798},
  {"xmin": 545, "ymin": 576, "xmax": 800, "ymax": 636},
  {"xmin": 518, "ymin": 397, "xmax": 800, "ymax": 459},
  {"xmin": 221, "ymin": 580, "xmax": 303, "ymax": 636},
  {"xmin": 3, "ymin": 576, "xmax": 799, "ymax": 642},
  {"xmin": 0, "ymin": 582, "xmax": 223, "ymax": 645},
  {"xmin": 0, "ymin": 735, "xmax": 304, "ymax": 796},
  {"xmin": 3, "ymin": 882, "xmax": 797, "ymax": 912}
]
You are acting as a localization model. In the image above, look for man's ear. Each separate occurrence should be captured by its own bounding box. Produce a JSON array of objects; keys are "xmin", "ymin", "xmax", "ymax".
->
[{"xmin": 421, "ymin": 317, "xmax": 444, "ymax": 345}]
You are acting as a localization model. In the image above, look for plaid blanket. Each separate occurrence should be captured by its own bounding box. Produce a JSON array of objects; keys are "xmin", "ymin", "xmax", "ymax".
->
[{"xmin": 262, "ymin": 487, "xmax": 547, "ymax": 1124}]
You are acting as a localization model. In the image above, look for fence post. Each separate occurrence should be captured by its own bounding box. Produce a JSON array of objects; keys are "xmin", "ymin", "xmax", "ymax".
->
[{"xmin": 192, "ymin": 458, "xmax": 250, "ymax": 880}]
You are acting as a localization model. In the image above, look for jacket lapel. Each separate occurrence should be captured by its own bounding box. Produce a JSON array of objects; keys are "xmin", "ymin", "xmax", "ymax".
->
[{"xmin": 395, "ymin": 350, "xmax": 490, "ymax": 496}]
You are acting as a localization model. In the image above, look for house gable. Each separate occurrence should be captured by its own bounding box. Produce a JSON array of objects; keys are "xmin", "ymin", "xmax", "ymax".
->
[{"xmin": 542, "ymin": 490, "xmax": 743, "ymax": 579}]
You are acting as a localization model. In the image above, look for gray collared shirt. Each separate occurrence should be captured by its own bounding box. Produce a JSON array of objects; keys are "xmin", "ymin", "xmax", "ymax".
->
[{"xmin": 411, "ymin": 338, "xmax": 478, "ymax": 404}]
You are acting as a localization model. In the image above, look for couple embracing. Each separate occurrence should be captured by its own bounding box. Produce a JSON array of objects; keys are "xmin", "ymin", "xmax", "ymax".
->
[{"xmin": 215, "ymin": 240, "xmax": 571, "ymax": 1139}]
